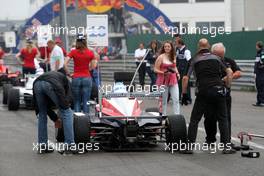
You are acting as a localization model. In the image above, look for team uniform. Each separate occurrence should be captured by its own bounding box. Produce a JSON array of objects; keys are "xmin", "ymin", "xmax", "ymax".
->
[
  {"xmin": 20, "ymin": 48, "xmax": 38, "ymax": 75},
  {"xmin": 204, "ymin": 57, "xmax": 241, "ymax": 143},
  {"xmin": 186, "ymin": 49, "xmax": 230, "ymax": 146},
  {"xmin": 68, "ymin": 48, "xmax": 95, "ymax": 113}
]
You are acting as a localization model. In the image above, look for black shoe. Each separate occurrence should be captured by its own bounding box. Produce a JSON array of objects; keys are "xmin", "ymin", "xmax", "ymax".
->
[
  {"xmin": 230, "ymin": 143, "xmax": 241, "ymax": 151},
  {"xmin": 179, "ymin": 148, "xmax": 193, "ymax": 154},
  {"xmin": 222, "ymin": 148, "xmax": 236, "ymax": 154},
  {"xmin": 59, "ymin": 144, "xmax": 79, "ymax": 156},
  {"xmin": 252, "ymin": 103, "xmax": 264, "ymax": 107},
  {"xmin": 37, "ymin": 144, "xmax": 54, "ymax": 154}
]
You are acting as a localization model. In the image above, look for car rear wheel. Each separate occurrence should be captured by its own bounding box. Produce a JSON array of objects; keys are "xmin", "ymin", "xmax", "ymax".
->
[
  {"xmin": 3, "ymin": 84, "xmax": 13, "ymax": 104},
  {"xmin": 74, "ymin": 115, "xmax": 91, "ymax": 144},
  {"xmin": 165, "ymin": 115, "xmax": 187, "ymax": 145},
  {"xmin": 7, "ymin": 88, "xmax": 20, "ymax": 111},
  {"xmin": 56, "ymin": 115, "xmax": 91, "ymax": 144}
]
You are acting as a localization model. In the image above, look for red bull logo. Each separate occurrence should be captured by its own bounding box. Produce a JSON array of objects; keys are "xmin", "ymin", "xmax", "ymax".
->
[{"xmin": 53, "ymin": 0, "xmax": 144, "ymax": 13}]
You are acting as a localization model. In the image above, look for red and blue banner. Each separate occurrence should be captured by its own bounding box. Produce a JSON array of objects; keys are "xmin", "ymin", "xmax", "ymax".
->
[{"xmin": 16, "ymin": 0, "xmax": 174, "ymax": 51}]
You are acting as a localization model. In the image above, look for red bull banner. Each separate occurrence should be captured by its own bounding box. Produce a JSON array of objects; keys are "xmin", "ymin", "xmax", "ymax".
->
[{"xmin": 16, "ymin": 0, "xmax": 174, "ymax": 51}]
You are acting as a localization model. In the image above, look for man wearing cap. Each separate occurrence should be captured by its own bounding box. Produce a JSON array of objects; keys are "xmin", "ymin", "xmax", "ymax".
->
[{"xmin": 181, "ymin": 38, "xmax": 236, "ymax": 154}]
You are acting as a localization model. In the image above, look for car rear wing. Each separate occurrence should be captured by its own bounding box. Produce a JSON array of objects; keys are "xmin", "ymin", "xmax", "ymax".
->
[{"xmin": 98, "ymin": 91, "xmax": 165, "ymax": 118}]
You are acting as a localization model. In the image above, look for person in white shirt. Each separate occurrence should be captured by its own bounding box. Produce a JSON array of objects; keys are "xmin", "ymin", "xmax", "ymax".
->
[
  {"xmin": 176, "ymin": 38, "xmax": 192, "ymax": 103},
  {"xmin": 47, "ymin": 40, "xmax": 64, "ymax": 71},
  {"xmin": 134, "ymin": 43, "xmax": 147, "ymax": 86}
]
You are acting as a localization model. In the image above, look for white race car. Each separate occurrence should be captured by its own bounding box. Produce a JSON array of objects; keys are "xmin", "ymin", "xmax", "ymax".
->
[
  {"xmin": 56, "ymin": 75, "xmax": 187, "ymax": 151},
  {"xmin": 3, "ymin": 59, "xmax": 44, "ymax": 111}
]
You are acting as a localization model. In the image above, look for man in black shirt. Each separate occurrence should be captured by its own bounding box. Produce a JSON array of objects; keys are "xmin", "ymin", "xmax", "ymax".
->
[
  {"xmin": 33, "ymin": 68, "xmax": 75, "ymax": 154},
  {"xmin": 182, "ymin": 38, "xmax": 235, "ymax": 154},
  {"xmin": 204, "ymin": 43, "xmax": 241, "ymax": 146}
]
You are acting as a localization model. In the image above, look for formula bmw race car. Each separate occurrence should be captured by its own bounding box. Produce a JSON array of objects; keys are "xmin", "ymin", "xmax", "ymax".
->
[
  {"xmin": 3, "ymin": 74, "xmax": 38, "ymax": 110},
  {"xmin": 56, "ymin": 77, "xmax": 187, "ymax": 151},
  {"xmin": 0, "ymin": 64, "xmax": 22, "ymax": 86}
]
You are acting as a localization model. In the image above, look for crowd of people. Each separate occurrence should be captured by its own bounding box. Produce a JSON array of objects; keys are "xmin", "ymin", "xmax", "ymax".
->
[{"xmin": 2, "ymin": 33, "xmax": 263, "ymax": 155}]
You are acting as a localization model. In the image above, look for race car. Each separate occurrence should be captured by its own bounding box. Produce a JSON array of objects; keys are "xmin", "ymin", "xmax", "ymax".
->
[
  {"xmin": 56, "ymin": 74, "xmax": 187, "ymax": 151},
  {"xmin": 3, "ymin": 73, "xmax": 38, "ymax": 111},
  {"xmin": 0, "ymin": 63, "xmax": 22, "ymax": 86}
]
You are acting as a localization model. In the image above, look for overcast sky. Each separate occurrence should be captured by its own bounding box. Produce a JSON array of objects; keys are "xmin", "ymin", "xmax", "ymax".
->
[{"xmin": 0, "ymin": 0, "xmax": 30, "ymax": 20}]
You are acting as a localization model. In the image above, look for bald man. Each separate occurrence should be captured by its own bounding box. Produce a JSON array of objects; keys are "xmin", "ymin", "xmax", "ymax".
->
[
  {"xmin": 204, "ymin": 43, "xmax": 241, "ymax": 147},
  {"xmin": 181, "ymin": 38, "xmax": 236, "ymax": 154}
]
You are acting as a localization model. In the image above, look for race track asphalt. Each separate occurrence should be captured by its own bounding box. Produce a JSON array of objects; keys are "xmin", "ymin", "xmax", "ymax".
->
[{"xmin": 0, "ymin": 88, "xmax": 263, "ymax": 176}]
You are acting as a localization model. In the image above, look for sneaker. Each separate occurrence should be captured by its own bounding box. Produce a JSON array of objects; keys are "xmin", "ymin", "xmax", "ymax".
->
[
  {"xmin": 222, "ymin": 148, "xmax": 236, "ymax": 154},
  {"xmin": 252, "ymin": 102, "xmax": 264, "ymax": 107}
]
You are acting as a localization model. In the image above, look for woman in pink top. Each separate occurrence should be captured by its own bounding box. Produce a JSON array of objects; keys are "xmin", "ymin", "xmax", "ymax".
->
[{"xmin": 155, "ymin": 41, "xmax": 180, "ymax": 115}]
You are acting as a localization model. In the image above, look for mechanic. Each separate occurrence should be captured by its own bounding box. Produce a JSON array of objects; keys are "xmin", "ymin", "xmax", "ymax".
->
[
  {"xmin": 155, "ymin": 41, "xmax": 180, "ymax": 115},
  {"xmin": 47, "ymin": 40, "xmax": 65, "ymax": 71},
  {"xmin": 33, "ymin": 68, "xmax": 75, "ymax": 154},
  {"xmin": 181, "ymin": 38, "xmax": 236, "ymax": 154},
  {"xmin": 64, "ymin": 34, "xmax": 97, "ymax": 113},
  {"xmin": 146, "ymin": 40, "xmax": 158, "ymax": 91},
  {"xmin": 134, "ymin": 42, "xmax": 147, "ymax": 87},
  {"xmin": 16, "ymin": 39, "xmax": 40, "ymax": 75},
  {"xmin": 253, "ymin": 41, "xmax": 264, "ymax": 106},
  {"xmin": 176, "ymin": 38, "xmax": 192, "ymax": 104},
  {"xmin": 204, "ymin": 43, "xmax": 241, "ymax": 148}
]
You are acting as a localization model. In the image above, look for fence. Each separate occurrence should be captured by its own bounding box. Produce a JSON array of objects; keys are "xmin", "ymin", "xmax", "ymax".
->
[{"xmin": 2, "ymin": 54, "xmax": 256, "ymax": 91}]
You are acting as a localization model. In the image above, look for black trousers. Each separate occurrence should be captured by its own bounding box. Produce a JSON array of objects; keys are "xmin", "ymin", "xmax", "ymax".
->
[
  {"xmin": 136, "ymin": 62, "xmax": 146, "ymax": 86},
  {"xmin": 22, "ymin": 67, "xmax": 36, "ymax": 75},
  {"xmin": 187, "ymin": 88, "xmax": 229, "ymax": 144},
  {"xmin": 204, "ymin": 95, "xmax": 232, "ymax": 142},
  {"xmin": 146, "ymin": 65, "xmax": 156, "ymax": 91},
  {"xmin": 256, "ymin": 75, "xmax": 264, "ymax": 104}
]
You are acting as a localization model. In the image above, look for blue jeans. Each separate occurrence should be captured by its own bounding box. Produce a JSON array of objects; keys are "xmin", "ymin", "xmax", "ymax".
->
[
  {"xmin": 34, "ymin": 81, "xmax": 75, "ymax": 145},
  {"xmin": 72, "ymin": 77, "xmax": 92, "ymax": 113},
  {"xmin": 161, "ymin": 84, "xmax": 180, "ymax": 115}
]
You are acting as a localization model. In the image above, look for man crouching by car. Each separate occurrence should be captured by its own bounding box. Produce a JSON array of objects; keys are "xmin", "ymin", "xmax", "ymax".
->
[{"xmin": 33, "ymin": 68, "xmax": 76, "ymax": 155}]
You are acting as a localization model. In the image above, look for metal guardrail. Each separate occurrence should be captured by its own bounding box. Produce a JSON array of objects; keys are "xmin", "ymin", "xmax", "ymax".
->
[
  {"xmin": 99, "ymin": 58, "xmax": 257, "ymax": 91},
  {"xmin": 2, "ymin": 54, "xmax": 257, "ymax": 91}
]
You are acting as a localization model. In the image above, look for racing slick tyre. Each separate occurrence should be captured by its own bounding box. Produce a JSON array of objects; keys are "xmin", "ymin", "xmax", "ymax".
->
[
  {"xmin": 145, "ymin": 107, "xmax": 159, "ymax": 113},
  {"xmin": 2, "ymin": 84, "xmax": 13, "ymax": 104},
  {"xmin": 165, "ymin": 115, "xmax": 187, "ymax": 145},
  {"xmin": 74, "ymin": 115, "xmax": 91, "ymax": 144},
  {"xmin": 7, "ymin": 88, "xmax": 20, "ymax": 111}
]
